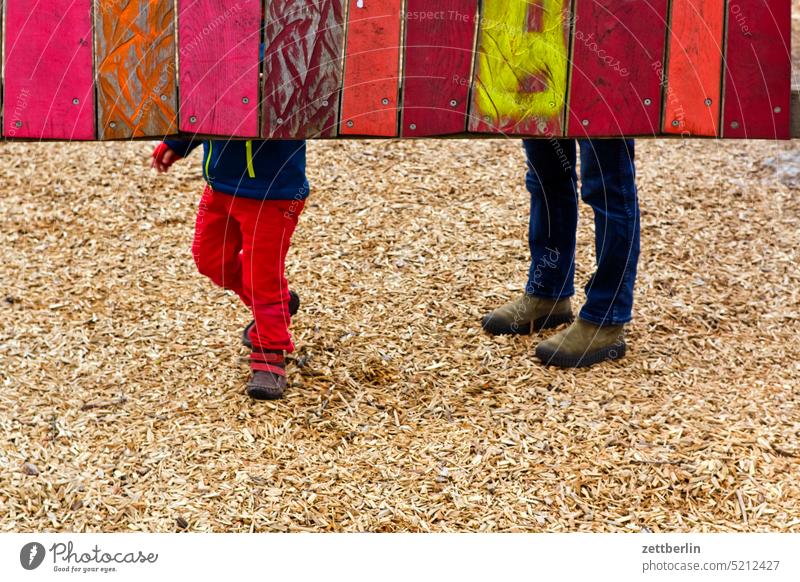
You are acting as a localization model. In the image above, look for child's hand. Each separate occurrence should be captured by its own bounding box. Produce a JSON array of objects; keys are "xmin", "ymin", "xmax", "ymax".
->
[{"xmin": 151, "ymin": 143, "xmax": 182, "ymax": 173}]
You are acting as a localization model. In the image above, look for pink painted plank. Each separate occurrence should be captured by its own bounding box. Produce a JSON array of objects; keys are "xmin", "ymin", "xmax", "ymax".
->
[
  {"xmin": 722, "ymin": 0, "xmax": 792, "ymax": 139},
  {"xmin": 3, "ymin": 0, "xmax": 95, "ymax": 139},
  {"xmin": 177, "ymin": 0, "xmax": 261, "ymax": 136},
  {"xmin": 401, "ymin": 1, "xmax": 478, "ymax": 137},
  {"xmin": 566, "ymin": 0, "xmax": 668, "ymax": 137}
]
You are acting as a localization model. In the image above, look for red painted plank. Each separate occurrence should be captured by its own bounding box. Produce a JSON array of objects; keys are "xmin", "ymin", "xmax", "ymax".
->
[
  {"xmin": 3, "ymin": 0, "xmax": 95, "ymax": 140},
  {"xmin": 177, "ymin": 0, "xmax": 261, "ymax": 137},
  {"xmin": 262, "ymin": 0, "xmax": 347, "ymax": 138},
  {"xmin": 468, "ymin": 0, "xmax": 572, "ymax": 136},
  {"xmin": 401, "ymin": 1, "xmax": 478, "ymax": 137},
  {"xmin": 566, "ymin": 0, "xmax": 668, "ymax": 137},
  {"xmin": 339, "ymin": 0, "xmax": 402, "ymax": 136},
  {"xmin": 722, "ymin": 0, "xmax": 792, "ymax": 139},
  {"xmin": 663, "ymin": 0, "xmax": 726, "ymax": 136}
]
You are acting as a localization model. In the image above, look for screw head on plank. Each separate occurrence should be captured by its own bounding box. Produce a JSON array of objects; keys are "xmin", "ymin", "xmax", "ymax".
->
[
  {"xmin": 72, "ymin": 98, "xmax": 80, "ymax": 105},
  {"xmin": 672, "ymin": 120, "xmax": 681, "ymax": 127},
  {"xmin": 730, "ymin": 121, "xmax": 740, "ymax": 129},
  {"xmin": 704, "ymin": 98, "xmax": 713, "ymax": 106},
  {"xmin": 774, "ymin": 106, "xmax": 782, "ymax": 114},
  {"xmin": 346, "ymin": 120, "xmax": 354, "ymax": 128},
  {"xmin": 644, "ymin": 98, "xmax": 652, "ymax": 106},
  {"xmin": 582, "ymin": 119, "xmax": 589, "ymax": 126},
  {"xmin": 189, "ymin": 116, "xmax": 197, "ymax": 123},
  {"xmin": 409, "ymin": 123, "xmax": 417, "ymax": 130},
  {"xmin": 109, "ymin": 121, "xmax": 117, "ymax": 128},
  {"xmin": 381, "ymin": 98, "xmax": 389, "ymax": 106},
  {"xmin": 242, "ymin": 97, "xmax": 249, "ymax": 104},
  {"xmin": 449, "ymin": 100, "xmax": 458, "ymax": 107}
]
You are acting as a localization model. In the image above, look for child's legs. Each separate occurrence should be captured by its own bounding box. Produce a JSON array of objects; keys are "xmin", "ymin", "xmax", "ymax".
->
[
  {"xmin": 235, "ymin": 198, "xmax": 305, "ymax": 352},
  {"xmin": 191, "ymin": 186, "xmax": 250, "ymax": 305}
]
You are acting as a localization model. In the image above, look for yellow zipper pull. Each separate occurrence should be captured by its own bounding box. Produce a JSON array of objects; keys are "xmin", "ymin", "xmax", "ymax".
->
[{"xmin": 245, "ymin": 140, "xmax": 256, "ymax": 178}]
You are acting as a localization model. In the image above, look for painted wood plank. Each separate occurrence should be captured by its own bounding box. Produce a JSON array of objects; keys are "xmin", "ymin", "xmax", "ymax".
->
[
  {"xmin": 177, "ymin": 0, "xmax": 261, "ymax": 137},
  {"xmin": 262, "ymin": 0, "xmax": 346, "ymax": 138},
  {"xmin": 401, "ymin": 1, "xmax": 478, "ymax": 137},
  {"xmin": 792, "ymin": 88, "xmax": 800, "ymax": 139},
  {"xmin": 3, "ymin": 0, "xmax": 95, "ymax": 139},
  {"xmin": 96, "ymin": 0, "xmax": 178, "ymax": 139},
  {"xmin": 722, "ymin": 0, "xmax": 792, "ymax": 139},
  {"xmin": 566, "ymin": 0, "xmax": 668, "ymax": 137},
  {"xmin": 662, "ymin": 0, "xmax": 725, "ymax": 136},
  {"xmin": 339, "ymin": 0, "xmax": 403, "ymax": 136},
  {"xmin": 468, "ymin": 0, "xmax": 571, "ymax": 136}
]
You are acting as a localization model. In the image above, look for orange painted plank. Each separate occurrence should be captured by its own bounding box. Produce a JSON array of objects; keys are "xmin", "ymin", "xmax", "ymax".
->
[
  {"xmin": 95, "ymin": 0, "xmax": 178, "ymax": 139},
  {"xmin": 663, "ymin": 0, "xmax": 726, "ymax": 136},
  {"xmin": 4, "ymin": 0, "xmax": 95, "ymax": 139},
  {"xmin": 722, "ymin": 0, "xmax": 792, "ymax": 139},
  {"xmin": 339, "ymin": 0, "xmax": 402, "ymax": 136}
]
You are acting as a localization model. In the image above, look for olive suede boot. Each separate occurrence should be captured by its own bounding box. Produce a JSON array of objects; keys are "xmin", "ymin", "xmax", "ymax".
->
[
  {"xmin": 482, "ymin": 294, "xmax": 573, "ymax": 336},
  {"xmin": 535, "ymin": 317, "xmax": 626, "ymax": 368}
]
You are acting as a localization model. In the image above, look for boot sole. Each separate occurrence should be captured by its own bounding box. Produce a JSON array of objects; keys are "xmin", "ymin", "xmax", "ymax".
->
[
  {"xmin": 246, "ymin": 387, "xmax": 285, "ymax": 400},
  {"xmin": 535, "ymin": 340, "xmax": 626, "ymax": 368},
  {"xmin": 481, "ymin": 312, "xmax": 574, "ymax": 336}
]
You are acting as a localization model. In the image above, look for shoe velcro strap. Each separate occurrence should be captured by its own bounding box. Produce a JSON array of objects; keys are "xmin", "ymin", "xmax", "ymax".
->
[
  {"xmin": 250, "ymin": 352, "xmax": 284, "ymax": 364},
  {"xmin": 250, "ymin": 362, "xmax": 286, "ymax": 376}
]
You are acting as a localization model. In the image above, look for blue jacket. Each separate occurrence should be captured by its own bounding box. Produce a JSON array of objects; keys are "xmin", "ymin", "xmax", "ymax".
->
[{"xmin": 164, "ymin": 139, "xmax": 309, "ymax": 200}]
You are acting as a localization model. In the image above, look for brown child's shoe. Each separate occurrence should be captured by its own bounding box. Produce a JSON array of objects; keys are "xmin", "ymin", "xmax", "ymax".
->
[
  {"xmin": 534, "ymin": 317, "xmax": 626, "ymax": 368},
  {"xmin": 242, "ymin": 290, "xmax": 300, "ymax": 349},
  {"xmin": 482, "ymin": 294, "xmax": 573, "ymax": 336},
  {"xmin": 246, "ymin": 350, "xmax": 287, "ymax": 400}
]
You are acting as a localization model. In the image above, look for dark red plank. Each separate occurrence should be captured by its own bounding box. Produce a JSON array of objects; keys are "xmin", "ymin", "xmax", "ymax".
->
[
  {"xmin": 401, "ymin": 1, "xmax": 478, "ymax": 137},
  {"xmin": 567, "ymin": 0, "xmax": 668, "ymax": 137},
  {"xmin": 722, "ymin": 0, "xmax": 792, "ymax": 139},
  {"xmin": 339, "ymin": 0, "xmax": 403, "ymax": 136},
  {"xmin": 262, "ymin": 0, "xmax": 347, "ymax": 138},
  {"xmin": 4, "ymin": 0, "xmax": 95, "ymax": 139},
  {"xmin": 177, "ymin": 0, "xmax": 261, "ymax": 137}
]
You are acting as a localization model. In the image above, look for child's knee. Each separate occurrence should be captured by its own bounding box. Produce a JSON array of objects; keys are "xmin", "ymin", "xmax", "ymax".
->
[{"xmin": 193, "ymin": 244, "xmax": 224, "ymax": 284}]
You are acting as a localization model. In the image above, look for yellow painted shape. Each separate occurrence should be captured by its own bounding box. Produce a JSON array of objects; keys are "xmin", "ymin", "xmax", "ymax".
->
[{"xmin": 475, "ymin": 0, "xmax": 569, "ymax": 126}]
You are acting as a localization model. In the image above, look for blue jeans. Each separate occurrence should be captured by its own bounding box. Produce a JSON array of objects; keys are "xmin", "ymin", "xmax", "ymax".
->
[{"xmin": 523, "ymin": 139, "xmax": 640, "ymax": 326}]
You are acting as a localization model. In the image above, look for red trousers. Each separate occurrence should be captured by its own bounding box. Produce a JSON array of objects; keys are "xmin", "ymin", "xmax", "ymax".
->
[{"xmin": 192, "ymin": 186, "xmax": 305, "ymax": 352}]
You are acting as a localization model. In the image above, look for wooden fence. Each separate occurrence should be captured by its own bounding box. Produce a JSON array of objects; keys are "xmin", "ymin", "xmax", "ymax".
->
[{"xmin": 1, "ymin": 0, "xmax": 795, "ymax": 141}]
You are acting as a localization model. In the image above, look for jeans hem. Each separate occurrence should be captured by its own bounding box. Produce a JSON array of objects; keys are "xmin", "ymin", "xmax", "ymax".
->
[
  {"xmin": 526, "ymin": 289, "xmax": 575, "ymax": 301},
  {"xmin": 579, "ymin": 308, "xmax": 632, "ymax": 327}
]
